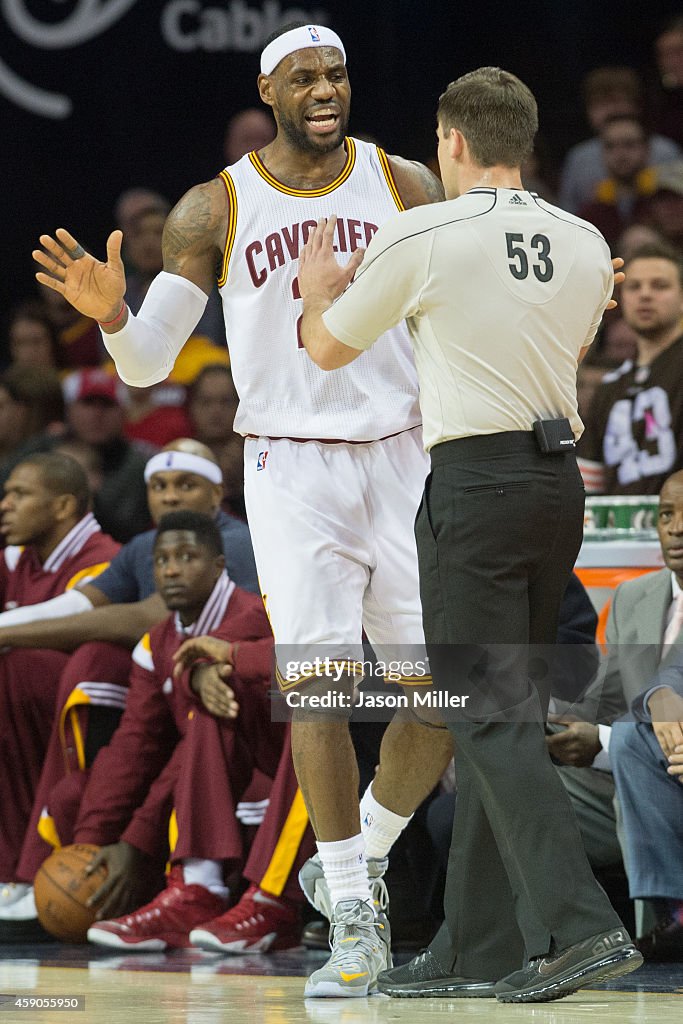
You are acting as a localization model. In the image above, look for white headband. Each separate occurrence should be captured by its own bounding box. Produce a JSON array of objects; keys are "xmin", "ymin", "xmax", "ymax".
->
[
  {"xmin": 260, "ymin": 25, "xmax": 346, "ymax": 75},
  {"xmin": 144, "ymin": 451, "xmax": 223, "ymax": 486}
]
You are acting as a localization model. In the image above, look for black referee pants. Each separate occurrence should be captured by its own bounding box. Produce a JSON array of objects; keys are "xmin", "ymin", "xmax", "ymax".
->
[{"xmin": 415, "ymin": 432, "xmax": 622, "ymax": 980}]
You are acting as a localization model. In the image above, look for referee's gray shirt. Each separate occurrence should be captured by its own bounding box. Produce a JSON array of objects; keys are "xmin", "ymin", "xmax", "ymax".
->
[{"xmin": 323, "ymin": 188, "xmax": 613, "ymax": 452}]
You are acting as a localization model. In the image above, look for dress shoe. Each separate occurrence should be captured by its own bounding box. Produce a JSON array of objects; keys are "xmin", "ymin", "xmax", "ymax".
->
[
  {"xmin": 636, "ymin": 917, "xmax": 683, "ymax": 962},
  {"xmin": 377, "ymin": 949, "xmax": 496, "ymax": 998},
  {"xmin": 495, "ymin": 926, "xmax": 643, "ymax": 1003}
]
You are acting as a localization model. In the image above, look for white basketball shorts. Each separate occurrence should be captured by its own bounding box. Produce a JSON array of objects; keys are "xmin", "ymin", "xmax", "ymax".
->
[{"xmin": 243, "ymin": 427, "xmax": 429, "ymax": 689}]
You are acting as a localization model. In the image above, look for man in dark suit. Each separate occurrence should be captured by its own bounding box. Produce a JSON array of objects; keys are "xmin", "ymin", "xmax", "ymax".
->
[{"xmin": 609, "ymin": 469, "xmax": 683, "ymax": 961}]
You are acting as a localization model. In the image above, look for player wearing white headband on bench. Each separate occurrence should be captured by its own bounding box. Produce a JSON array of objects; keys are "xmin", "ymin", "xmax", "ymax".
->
[{"xmin": 0, "ymin": 439, "xmax": 258, "ymax": 634}]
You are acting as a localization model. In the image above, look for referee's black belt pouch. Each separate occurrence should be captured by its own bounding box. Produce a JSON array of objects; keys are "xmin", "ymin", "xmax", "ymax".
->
[{"xmin": 532, "ymin": 418, "xmax": 576, "ymax": 454}]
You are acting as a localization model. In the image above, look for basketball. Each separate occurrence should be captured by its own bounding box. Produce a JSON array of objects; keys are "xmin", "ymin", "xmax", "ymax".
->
[{"xmin": 34, "ymin": 844, "xmax": 107, "ymax": 943}]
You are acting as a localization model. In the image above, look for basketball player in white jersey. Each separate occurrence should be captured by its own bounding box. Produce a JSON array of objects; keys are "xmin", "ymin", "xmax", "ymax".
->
[
  {"xmin": 33, "ymin": 28, "xmax": 622, "ymax": 998},
  {"xmin": 33, "ymin": 23, "xmax": 456, "ymax": 998}
]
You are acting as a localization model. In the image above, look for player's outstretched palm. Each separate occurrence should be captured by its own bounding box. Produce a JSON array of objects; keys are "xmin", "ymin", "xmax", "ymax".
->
[{"xmin": 33, "ymin": 227, "xmax": 126, "ymax": 322}]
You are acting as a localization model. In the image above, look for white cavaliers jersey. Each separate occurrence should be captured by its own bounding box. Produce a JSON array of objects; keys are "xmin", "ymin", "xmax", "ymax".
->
[{"xmin": 217, "ymin": 138, "xmax": 421, "ymax": 441}]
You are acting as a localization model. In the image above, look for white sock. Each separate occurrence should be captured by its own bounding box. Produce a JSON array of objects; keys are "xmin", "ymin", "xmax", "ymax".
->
[
  {"xmin": 360, "ymin": 783, "xmax": 412, "ymax": 860},
  {"xmin": 182, "ymin": 858, "xmax": 229, "ymax": 899},
  {"xmin": 316, "ymin": 834, "xmax": 372, "ymax": 910}
]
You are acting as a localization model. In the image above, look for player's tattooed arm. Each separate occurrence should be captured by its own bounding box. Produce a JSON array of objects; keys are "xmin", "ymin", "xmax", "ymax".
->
[
  {"xmin": 162, "ymin": 178, "xmax": 229, "ymax": 294},
  {"xmin": 386, "ymin": 155, "xmax": 445, "ymax": 209}
]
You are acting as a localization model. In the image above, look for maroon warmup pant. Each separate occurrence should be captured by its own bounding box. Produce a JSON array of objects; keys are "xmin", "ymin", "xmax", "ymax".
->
[
  {"xmin": 0, "ymin": 648, "xmax": 71, "ymax": 880},
  {"xmin": 243, "ymin": 724, "xmax": 316, "ymax": 903},
  {"xmin": 73, "ymin": 678, "xmax": 286, "ymax": 873},
  {"xmin": 15, "ymin": 642, "xmax": 132, "ymax": 882}
]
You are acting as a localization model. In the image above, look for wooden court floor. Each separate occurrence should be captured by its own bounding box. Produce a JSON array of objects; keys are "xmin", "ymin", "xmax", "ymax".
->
[{"xmin": 0, "ymin": 945, "xmax": 681, "ymax": 1023}]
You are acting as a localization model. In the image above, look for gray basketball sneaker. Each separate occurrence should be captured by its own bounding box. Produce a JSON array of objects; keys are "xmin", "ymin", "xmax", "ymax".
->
[
  {"xmin": 304, "ymin": 899, "xmax": 392, "ymax": 998},
  {"xmin": 298, "ymin": 853, "xmax": 389, "ymax": 921}
]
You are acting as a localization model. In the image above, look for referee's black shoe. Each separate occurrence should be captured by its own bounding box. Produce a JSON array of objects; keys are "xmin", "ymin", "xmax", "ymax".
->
[
  {"xmin": 494, "ymin": 927, "xmax": 643, "ymax": 1003},
  {"xmin": 377, "ymin": 949, "xmax": 496, "ymax": 998}
]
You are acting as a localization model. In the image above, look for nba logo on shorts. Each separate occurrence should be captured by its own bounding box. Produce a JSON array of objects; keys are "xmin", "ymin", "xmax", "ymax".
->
[
  {"xmin": 308, "ymin": 25, "xmax": 321, "ymax": 41},
  {"xmin": 257, "ymin": 451, "xmax": 269, "ymax": 471}
]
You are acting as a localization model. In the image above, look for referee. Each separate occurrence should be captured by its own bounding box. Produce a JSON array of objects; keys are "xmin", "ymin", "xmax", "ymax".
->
[{"xmin": 297, "ymin": 67, "xmax": 642, "ymax": 1003}]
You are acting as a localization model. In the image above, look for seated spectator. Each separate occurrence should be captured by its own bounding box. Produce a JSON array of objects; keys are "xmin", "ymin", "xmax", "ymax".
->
[
  {"xmin": 115, "ymin": 188, "xmax": 171, "ymax": 239},
  {"xmin": 163, "ymin": 336, "xmax": 231, "ymax": 387},
  {"xmin": 223, "ymin": 107, "xmax": 275, "ymax": 165},
  {"xmin": 117, "ymin": 196, "xmax": 170, "ymax": 315},
  {"xmin": 647, "ymin": 160, "xmax": 683, "ymax": 255},
  {"xmin": 188, "ymin": 365, "xmax": 245, "ymax": 519},
  {"xmin": 521, "ymin": 136, "xmax": 558, "ymax": 203},
  {"xmin": 53, "ymin": 438, "xmax": 105, "ymax": 500},
  {"xmin": 62, "ymin": 369, "xmax": 151, "ymax": 542},
  {"xmin": 114, "ymin": 186, "xmax": 225, "ymax": 348},
  {"xmin": 649, "ymin": 15, "xmax": 683, "ymax": 149},
  {"xmin": 123, "ymin": 382, "xmax": 192, "ymax": 449},
  {"xmin": 607, "ymin": 469, "xmax": 683, "ymax": 961},
  {"xmin": 5, "ymin": 303, "xmax": 63, "ymax": 374},
  {"xmin": 0, "ymin": 454, "xmax": 119, "ymax": 912},
  {"xmin": 39, "ymin": 285, "xmax": 105, "ymax": 370},
  {"xmin": 577, "ymin": 242, "xmax": 683, "ymax": 494},
  {"xmin": 0, "ymin": 441, "xmax": 259, "ymax": 936},
  {"xmin": 559, "ymin": 66, "xmax": 680, "ymax": 214},
  {"xmin": 580, "ymin": 225, "xmax": 668, "ymax": 382},
  {"xmin": 0, "ymin": 366, "xmax": 65, "ymax": 489},
  {"xmin": 64, "ymin": 512, "xmax": 280, "ymax": 950},
  {"xmin": 419, "ymin": 571, "xmax": 629, "ymax": 910},
  {"xmin": 577, "ymin": 362, "xmax": 608, "ymax": 424},
  {"xmin": 617, "ymin": 222, "xmax": 668, "ymax": 260},
  {"xmin": 577, "ymin": 115, "xmax": 660, "ymax": 250}
]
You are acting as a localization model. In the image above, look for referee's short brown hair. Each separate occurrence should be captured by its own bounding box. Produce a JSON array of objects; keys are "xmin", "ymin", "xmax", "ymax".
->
[{"xmin": 437, "ymin": 67, "xmax": 538, "ymax": 168}]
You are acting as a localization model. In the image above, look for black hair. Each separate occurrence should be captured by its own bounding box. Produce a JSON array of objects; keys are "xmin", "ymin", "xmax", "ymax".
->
[
  {"xmin": 262, "ymin": 21, "xmax": 309, "ymax": 50},
  {"xmin": 19, "ymin": 452, "xmax": 90, "ymax": 518},
  {"xmin": 154, "ymin": 510, "xmax": 223, "ymax": 557},
  {"xmin": 188, "ymin": 362, "xmax": 234, "ymax": 398},
  {"xmin": 0, "ymin": 365, "xmax": 65, "ymax": 431},
  {"xmin": 6, "ymin": 301, "xmax": 63, "ymax": 369}
]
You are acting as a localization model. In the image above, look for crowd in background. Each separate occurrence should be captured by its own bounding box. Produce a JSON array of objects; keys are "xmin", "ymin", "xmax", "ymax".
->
[{"xmin": 3, "ymin": 20, "xmax": 683, "ymax": 501}]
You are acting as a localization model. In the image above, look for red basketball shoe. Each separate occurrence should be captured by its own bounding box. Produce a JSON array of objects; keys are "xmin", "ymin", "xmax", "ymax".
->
[
  {"xmin": 190, "ymin": 884, "xmax": 301, "ymax": 954},
  {"xmin": 87, "ymin": 867, "xmax": 227, "ymax": 950}
]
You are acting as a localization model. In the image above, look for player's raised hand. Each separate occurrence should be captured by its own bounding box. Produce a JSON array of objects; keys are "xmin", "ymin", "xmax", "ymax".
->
[
  {"xmin": 298, "ymin": 216, "xmax": 365, "ymax": 304},
  {"xmin": 33, "ymin": 228, "xmax": 127, "ymax": 323}
]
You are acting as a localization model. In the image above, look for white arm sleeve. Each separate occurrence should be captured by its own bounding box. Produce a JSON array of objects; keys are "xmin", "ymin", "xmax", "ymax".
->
[
  {"xmin": 100, "ymin": 271, "xmax": 209, "ymax": 387},
  {"xmin": 0, "ymin": 588, "xmax": 94, "ymax": 628}
]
